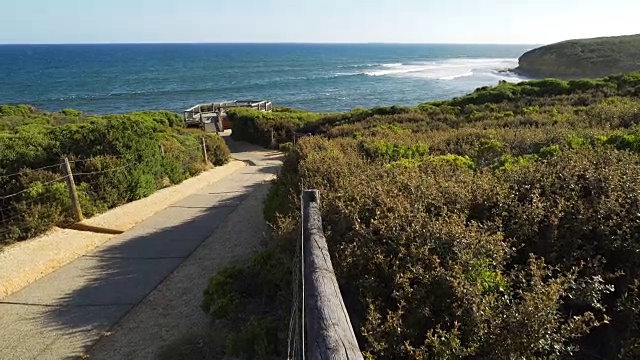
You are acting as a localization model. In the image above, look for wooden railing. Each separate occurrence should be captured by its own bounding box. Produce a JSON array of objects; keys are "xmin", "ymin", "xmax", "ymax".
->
[
  {"xmin": 302, "ymin": 190, "xmax": 363, "ymax": 359},
  {"xmin": 183, "ymin": 100, "xmax": 273, "ymax": 126}
]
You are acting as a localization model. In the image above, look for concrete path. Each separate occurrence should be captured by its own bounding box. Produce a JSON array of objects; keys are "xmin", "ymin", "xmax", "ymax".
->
[{"xmin": 0, "ymin": 137, "xmax": 283, "ymax": 360}]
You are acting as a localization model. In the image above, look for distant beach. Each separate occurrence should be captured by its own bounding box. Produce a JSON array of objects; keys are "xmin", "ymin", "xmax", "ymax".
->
[{"xmin": 0, "ymin": 43, "xmax": 532, "ymax": 114}]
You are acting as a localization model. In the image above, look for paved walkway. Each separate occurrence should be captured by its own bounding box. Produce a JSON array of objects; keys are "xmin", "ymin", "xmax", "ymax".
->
[{"xmin": 0, "ymin": 137, "xmax": 282, "ymax": 360}]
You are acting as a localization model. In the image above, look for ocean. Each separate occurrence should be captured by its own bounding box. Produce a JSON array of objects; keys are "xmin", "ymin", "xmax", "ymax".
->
[{"xmin": 0, "ymin": 43, "xmax": 534, "ymax": 114}]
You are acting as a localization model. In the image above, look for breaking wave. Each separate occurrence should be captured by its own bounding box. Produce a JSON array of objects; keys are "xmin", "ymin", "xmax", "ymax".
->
[{"xmin": 361, "ymin": 58, "xmax": 520, "ymax": 81}]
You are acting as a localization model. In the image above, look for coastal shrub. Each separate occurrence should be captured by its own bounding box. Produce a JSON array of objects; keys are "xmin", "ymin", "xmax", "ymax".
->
[
  {"xmin": 424, "ymin": 71, "xmax": 640, "ymax": 110},
  {"xmin": 0, "ymin": 107, "xmax": 230, "ymax": 245},
  {"xmin": 528, "ymin": 78, "xmax": 571, "ymax": 96},
  {"xmin": 225, "ymin": 317, "xmax": 278, "ymax": 359},
  {"xmin": 203, "ymin": 132, "xmax": 231, "ymax": 165},
  {"xmin": 538, "ymin": 144, "xmax": 560, "ymax": 158},
  {"xmin": 239, "ymin": 72, "xmax": 640, "ymax": 358},
  {"xmin": 229, "ymin": 107, "xmax": 321, "ymax": 148},
  {"xmin": 360, "ymin": 139, "xmax": 429, "ymax": 162},
  {"xmin": 449, "ymin": 81, "xmax": 520, "ymax": 106},
  {"xmin": 201, "ymin": 266, "xmax": 246, "ymax": 319},
  {"xmin": 264, "ymin": 125, "xmax": 640, "ymax": 358},
  {"xmin": 568, "ymin": 134, "xmax": 592, "ymax": 149},
  {"xmin": 201, "ymin": 248, "xmax": 291, "ymax": 358},
  {"xmin": 127, "ymin": 110, "xmax": 184, "ymax": 128},
  {"xmin": 0, "ymin": 104, "xmax": 36, "ymax": 116},
  {"xmin": 279, "ymin": 142, "xmax": 293, "ymax": 153},
  {"xmin": 60, "ymin": 108, "xmax": 81, "ymax": 117},
  {"xmin": 427, "ymin": 154, "xmax": 475, "ymax": 170}
]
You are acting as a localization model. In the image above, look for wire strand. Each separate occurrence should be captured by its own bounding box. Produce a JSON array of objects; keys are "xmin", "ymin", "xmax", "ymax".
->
[
  {"xmin": 0, "ymin": 163, "xmax": 62, "ymax": 179},
  {"xmin": 0, "ymin": 212, "xmax": 26, "ymax": 224},
  {"xmin": 68, "ymin": 155, "xmax": 126, "ymax": 164},
  {"xmin": 0, "ymin": 176, "xmax": 68, "ymax": 200},
  {"xmin": 300, "ymin": 187, "xmax": 306, "ymax": 360},
  {"xmin": 0, "ymin": 155, "xmax": 129, "ymax": 180},
  {"xmin": 287, "ymin": 245, "xmax": 302, "ymax": 359},
  {"xmin": 73, "ymin": 162, "xmax": 136, "ymax": 176},
  {"xmin": 288, "ymin": 185, "xmax": 309, "ymax": 360},
  {"xmin": 0, "ymin": 192, "xmax": 58, "ymax": 214}
]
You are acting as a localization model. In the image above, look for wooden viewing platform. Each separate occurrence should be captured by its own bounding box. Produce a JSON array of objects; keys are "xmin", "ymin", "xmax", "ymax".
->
[{"xmin": 184, "ymin": 100, "xmax": 272, "ymax": 130}]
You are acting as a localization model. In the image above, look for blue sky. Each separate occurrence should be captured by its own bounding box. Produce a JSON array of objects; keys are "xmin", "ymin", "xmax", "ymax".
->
[{"xmin": 1, "ymin": 0, "xmax": 638, "ymax": 44}]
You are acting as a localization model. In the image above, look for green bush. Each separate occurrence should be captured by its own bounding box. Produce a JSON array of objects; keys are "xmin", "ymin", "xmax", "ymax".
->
[
  {"xmin": 226, "ymin": 317, "xmax": 278, "ymax": 359},
  {"xmin": 279, "ymin": 142, "xmax": 293, "ymax": 153},
  {"xmin": 201, "ymin": 266, "xmax": 246, "ymax": 319},
  {"xmin": 60, "ymin": 108, "xmax": 81, "ymax": 117},
  {"xmin": 266, "ymin": 127, "xmax": 640, "ymax": 358},
  {"xmin": 427, "ymin": 154, "xmax": 475, "ymax": 170},
  {"xmin": 0, "ymin": 104, "xmax": 36, "ymax": 116},
  {"xmin": 360, "ymin": 139, "xmax": 428, "ymax": 162},
  {"xmin": 245, "ymin": 73, "xmax": 640, "ymax": 359},
  {"xmin": 201, "ymin": 248, "xmax": 290, "ymax": 358},
  {"xmin": 0, "ymin": 106, "xmax": 231, "ymax": 245},
  {"xmin": 229, "ymin": 108, "xmax": 320, "ymax": 148},
  {"xmin": 203, "ymin": 132, "xmax": 231, "ymax": 166}
]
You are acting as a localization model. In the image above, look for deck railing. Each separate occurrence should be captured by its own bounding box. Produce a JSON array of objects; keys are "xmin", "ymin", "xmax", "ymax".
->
[{"xmin": 183, "ymin": 100, "xmax": 273, "ymax": 125}]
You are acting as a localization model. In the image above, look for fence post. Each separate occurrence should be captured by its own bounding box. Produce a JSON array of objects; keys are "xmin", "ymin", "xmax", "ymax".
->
[
  {"xmin": 270, "ymin": 129, "xmax": 276, "ymax": 149},
  {"xmin": 293, "ymin": 132, "xmax": 296, "ymax": 147},
  {"xmin": 201, "ymin": 137, "xmax": 208, "ymax": 164},
  {"xmin": 160, "ymin": 144, "xmax": 165, "ymax": 156},
  {"xmin": 61, "ymin": 156, "xmax": 83, "ymax": 222},
  {"xmin": 303, "ymin": 189, "xmax": 362, "ymax": 359}
]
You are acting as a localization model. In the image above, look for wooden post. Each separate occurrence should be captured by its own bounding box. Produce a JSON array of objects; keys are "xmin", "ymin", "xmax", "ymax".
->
[
  {"xmin": 293, "ymin": 132, "xmax": 296, "ymax": 147},
  {"xmin": 216, "ymin": 110, "xmax": 223, "ymax": 133},
  {"xmin": 61, "ymin": 156, "xmax": 83, "ymax": 222},
  {"xmin": 160, "ymin": 145, "xmax": 165, "ymax": 156},
  {"xmin": 303, "ymin": 190, "xmax": 362, "ymax": 360},
  {"xmin": 201, "ymin": 137, "xmax": 208, "ymax": 164},
  {"xmin": 270, "ymin": 129, "xmax": 276, "ymax": 149}
]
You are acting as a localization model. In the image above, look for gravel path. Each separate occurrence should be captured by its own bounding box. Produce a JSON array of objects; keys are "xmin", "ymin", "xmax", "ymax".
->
[{"xmin": 0, "ymin": 137, "xmax": 283, "ymax": 360}]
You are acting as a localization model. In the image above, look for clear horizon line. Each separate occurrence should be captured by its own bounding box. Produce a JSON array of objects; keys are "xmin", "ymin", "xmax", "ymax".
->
[{"xmin": 0, "ymin": 41, "xmax": 542, "ymax": 46}]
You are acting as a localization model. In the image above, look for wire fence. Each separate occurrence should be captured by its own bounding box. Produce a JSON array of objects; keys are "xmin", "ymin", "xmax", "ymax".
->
[
  {"xmin": 0, "ymin": 187, "xmax": 63, "ymax": 215},
  {"xmin": 0, "ymin": 163, "xmax": 64, "ymax": 180},
  {"xmin": 287, "ymin": 239, "xmax": 302, "ymax": 359},
  {"xmin": 284, "ymin": 161, "xmax": 313, "ymax": 359},
  {"xmin": 267, "ymin": 129, "xmax": 314, "ymax": 150},
  {"xmin": 287, "ymin": 187, "xmax": 306, "ymax": 360},
  {"xmin": 0, "ymin": 139, "xmax": 212, "ymax": 244},
  {"xmin": 0, "ymin": 176, "xmax": 69, "ymax": 200},
  {"xmin": 0, "ymin": 156, "xmax": 132, "ymax": 181},
  {"xmin": 73, "ymin": 162, "xmax": 138, "ymax": 176}
]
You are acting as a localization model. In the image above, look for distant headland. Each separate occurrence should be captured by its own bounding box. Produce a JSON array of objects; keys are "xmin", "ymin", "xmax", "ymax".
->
[{"xmin": 515, "ymin": 33, "xmax": 640, "ymax": 79}]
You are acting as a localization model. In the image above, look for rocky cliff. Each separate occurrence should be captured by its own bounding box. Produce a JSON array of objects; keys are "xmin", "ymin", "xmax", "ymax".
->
[{"xmin": 516, "ymin": 34, "xmax": 640, "ymax": 79}]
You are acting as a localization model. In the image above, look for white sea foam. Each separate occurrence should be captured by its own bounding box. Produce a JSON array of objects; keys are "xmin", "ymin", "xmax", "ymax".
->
[
  {"xmin": 365, "ymin": 64, "xmax": 438, "ymax": 77},
  {"xmin": 439, "ymin": 71, "xmax": 474, "ymax": 80},
  {"xmin": 337, "ymin": 63, "xmax": 377, "ymax": 69},
  {"xmin": 363, "ymin": 58, "xmax": 520, "ymax": 81}
]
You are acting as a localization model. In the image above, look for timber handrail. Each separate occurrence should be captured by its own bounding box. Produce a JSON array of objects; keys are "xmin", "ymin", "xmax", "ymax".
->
[{"xmin": 303, "ymin": 189, "xmax": 363, "ymax": 359}]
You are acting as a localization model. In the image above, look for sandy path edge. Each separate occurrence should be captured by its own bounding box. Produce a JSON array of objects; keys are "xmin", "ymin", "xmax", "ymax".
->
[{"xmin": 0, "ymin": 160, "xmax": 246, "ymax": 300}]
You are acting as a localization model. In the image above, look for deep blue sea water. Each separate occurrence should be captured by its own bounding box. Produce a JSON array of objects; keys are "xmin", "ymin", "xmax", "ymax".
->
[{"xmin": 0, "ymin": 44, "xmax": 534, "ymax": 114}]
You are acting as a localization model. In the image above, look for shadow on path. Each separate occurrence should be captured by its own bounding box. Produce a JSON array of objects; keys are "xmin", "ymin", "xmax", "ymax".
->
[{"xmin": 0, "ymin": 154, "xmax": 281, "ymax": 359}]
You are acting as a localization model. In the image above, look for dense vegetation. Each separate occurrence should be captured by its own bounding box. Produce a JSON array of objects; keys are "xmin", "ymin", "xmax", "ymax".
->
[
  {"xmin": 0, "ymin": 105, "xmax": 230, "ymax": 245},
  {"xmin": 516, "ymin": 33, "xmax": 640, "ymax": 79},
  {"xmin": 214, "ymin": 71, "xmax": 640, "ymax": 359},
  {"xmin": 200, "ymin": 248, "xmax": 291, "ymax": 358},
  {"xmin": 228, "ymin": 106, "xmax": 322, "ymax": 148}
]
